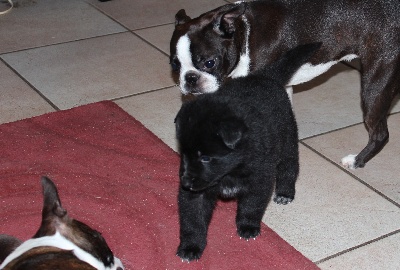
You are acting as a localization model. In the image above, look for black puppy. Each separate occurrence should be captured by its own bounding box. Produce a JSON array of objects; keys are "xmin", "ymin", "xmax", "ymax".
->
[{"xmin": 175, "ymin": 43, "xmax": 321, "ymax": 261}]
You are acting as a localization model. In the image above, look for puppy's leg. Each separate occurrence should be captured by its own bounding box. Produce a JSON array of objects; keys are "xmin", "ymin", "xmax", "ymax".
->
[
  {"xmin": 274, "ymin": 157, "xmax": 299, "ymax": 205},
  {"xmin": 342, "ymin": 59, "xmax": 400, "ymax": 169},
  {"xmin": 236, "ymin": 180, "xmax": 273, "ymax": 239},
  {"xmin": 274, "ymin": 128, "xmax": 299, "ymax": 204},
  {"xmin": 177, "ymin": 188, "xmax": 217, "ymax": 262}
]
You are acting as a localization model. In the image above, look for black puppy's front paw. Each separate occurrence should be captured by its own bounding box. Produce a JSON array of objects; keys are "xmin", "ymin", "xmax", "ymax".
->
[
  {"xmin": 273, "ymin": 194, "xmax": 293, "ymax": 205},
  {"xmin": 237, "ymin": 225, "xmax": 260, "ymax": 240},
  {"xmin": 177, "ymin": 244, "xmax": 203, "ymax": 262}
]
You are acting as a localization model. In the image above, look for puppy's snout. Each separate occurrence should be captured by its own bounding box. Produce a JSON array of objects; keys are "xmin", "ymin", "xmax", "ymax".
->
[
  {"xmin": 185, "ymin": 72, "xmax": 200, "ymax": 86},
  {"xmin": 181, "ymin": 175, "xmax": 194, "ymax": 190}
]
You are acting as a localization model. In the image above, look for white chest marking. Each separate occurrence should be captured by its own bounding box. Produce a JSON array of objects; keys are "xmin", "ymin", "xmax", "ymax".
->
[
  {"xmin": 0, "ymin": 232, "xmax": 119, "ymax": 270},
  {"xmin": 288, "ymin": 54, "xmax": 358, "ymax": 86}
]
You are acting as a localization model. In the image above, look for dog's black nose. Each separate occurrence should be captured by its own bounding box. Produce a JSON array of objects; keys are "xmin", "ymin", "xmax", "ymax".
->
[
  {"xmin": 185, "ymin": 72, "xmax": 199, "ymax": 86},
  {"xmin": 181, "ymin": 175, "xmax": 194, "ymax": 191}
]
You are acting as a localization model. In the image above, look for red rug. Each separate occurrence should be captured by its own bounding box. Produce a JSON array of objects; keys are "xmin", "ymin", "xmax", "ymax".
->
[{"xmin": 0, "ymin": 101, "xmax": 318, "ymax": 269}]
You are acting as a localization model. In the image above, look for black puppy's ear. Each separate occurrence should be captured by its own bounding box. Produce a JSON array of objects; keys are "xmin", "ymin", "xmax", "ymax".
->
[
  {"xmin": 175, "ymin": 9, "xmax": 191, "ymax": 26},
  {"xmin": 215, "ymin": 3, "xmax": 247, "ymax": 38},
  {"xmin": 219, "ymin": 119, "xmax": 246, "ymax": 149}
]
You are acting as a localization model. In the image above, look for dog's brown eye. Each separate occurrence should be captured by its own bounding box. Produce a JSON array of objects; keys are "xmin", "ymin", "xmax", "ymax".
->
[{"xmin": 204, "ymin": 59, "xmax": 215, "ymax": 69}]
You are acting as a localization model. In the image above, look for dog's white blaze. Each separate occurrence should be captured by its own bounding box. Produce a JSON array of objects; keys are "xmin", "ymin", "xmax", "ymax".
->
[
  {"xmin": 341, "ymin": 154, "xmax": 357, "ymax": 169},
  {"xmin": 176, "ymin": 34, "xmax": 220, "ymax": 94},
  {"xmin": 0, "ymin": 232, "xmax": 123, "ymax": 270},
  {"xmin": 288, "ymin": 54, "xmax": 358, "ymax": 85},
  {"xmin": 228, "ymin": 16, "xmax": 251, "ymax": 78}
]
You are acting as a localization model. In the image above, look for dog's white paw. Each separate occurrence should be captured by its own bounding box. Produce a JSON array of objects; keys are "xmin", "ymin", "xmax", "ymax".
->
[{"xmin": 341, "ymin": 154, "xmax": 357, "ymax": 169}]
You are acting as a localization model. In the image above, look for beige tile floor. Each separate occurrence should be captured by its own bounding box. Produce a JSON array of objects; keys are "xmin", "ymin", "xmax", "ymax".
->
[{"xmin": 1, "ymin": 0, "xmax": 399, "ymax": 269}]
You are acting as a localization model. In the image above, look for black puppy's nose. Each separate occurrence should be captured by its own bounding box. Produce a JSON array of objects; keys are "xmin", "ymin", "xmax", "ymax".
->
[
  {"xmin": 181, "ymin": 175, "xmax": 194, "ymax": 190},
  {"xmin": 185, "ymin": 72, "xmax": 199, "ymax": 86}
]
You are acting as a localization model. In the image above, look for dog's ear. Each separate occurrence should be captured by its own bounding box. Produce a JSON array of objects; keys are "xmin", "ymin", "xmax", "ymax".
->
[
  {"xmin": 175, "ymin": 9, "xmax": 191, "ymax": 26},
  {"xmin": 218, "ymin": 119, "xmax": 246, "ymax": 149},
  {"xmin": 41, "ymin": 176, "xmax": 67, "ymax": 218},
  {"xmin": 33, "ymin": 177, "xmax": 68, "ymax": 237},
  {"xmin": 215, "ymin": 3, "xmax": 247, "ymax": 38}
]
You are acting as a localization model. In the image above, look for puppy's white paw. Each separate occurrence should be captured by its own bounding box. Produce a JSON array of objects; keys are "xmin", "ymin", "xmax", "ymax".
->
[{"xmin": 341, "ymin": 154, "xmax": 357, "ymax": 169}]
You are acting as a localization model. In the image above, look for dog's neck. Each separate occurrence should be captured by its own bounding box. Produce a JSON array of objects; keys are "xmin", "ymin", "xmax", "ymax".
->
[{"xmin": 0, "ymin": 232, "xmax": 108, "ymax": 270}]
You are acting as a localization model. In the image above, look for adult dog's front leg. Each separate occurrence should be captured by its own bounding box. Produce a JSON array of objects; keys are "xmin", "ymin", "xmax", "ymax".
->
[{"xmin": 177, "ymin": 188, "xmax": 217, "ymax": 262}]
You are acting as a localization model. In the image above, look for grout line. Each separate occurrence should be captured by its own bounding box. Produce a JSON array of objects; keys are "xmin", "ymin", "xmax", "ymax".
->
[
  {"xmin": 111, "ymin": 85, "xmax": 178, "ymax": 101},
  {"xmin": 300, "ymin": 122, "xmax": 364, "ymax": 140},
  {"xmin": 300, "ymin": 110, "xmax": 400, "ymax": 141},
  {"xmin": 86, "ymin": 0, "xmax": 174, "ymax": 33},
  {"xmin": 0, "ymin": 31, "xmax": 128, "ymax": 56},
  {"xmin": 131, "ymin": 31, "xmax": 169, "ymax": 57},
  {"xmin": 0, "ymin": 58, "xmax": 60, "ymax": 111},
  {"xmin": 86, "ymin": 1, "xmax": 171, "ymax": 57},
  {"xmin": 300, "ymin": 141, "xmax": 400, "ymax": 208},
  {"xmin": 132, "ymin": 22, "xmax": 174, "ymax": 32},
  {"xmin": 315, "ymin": 229, "xmax": 400, "ymax": 265},
  {"xmin": 85, "ymin": 1, "xmax": 131, "ymax": 32}
]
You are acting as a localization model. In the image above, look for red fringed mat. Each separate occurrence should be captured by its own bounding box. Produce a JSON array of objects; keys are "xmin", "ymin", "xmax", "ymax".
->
[{"xmin": 0, "ymin": 101, "xmax": 318, "ymax": 269}]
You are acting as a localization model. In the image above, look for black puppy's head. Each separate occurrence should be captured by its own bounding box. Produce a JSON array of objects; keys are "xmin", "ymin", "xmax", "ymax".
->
[{"xmin": 175, "ymin": 101, "xmax": 247, "ymax": 192}]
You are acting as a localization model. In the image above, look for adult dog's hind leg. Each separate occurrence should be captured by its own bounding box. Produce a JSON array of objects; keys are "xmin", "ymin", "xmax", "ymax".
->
[{"xmin": 342, "ymin": 58, "xmax": 400, "ymax": 169}]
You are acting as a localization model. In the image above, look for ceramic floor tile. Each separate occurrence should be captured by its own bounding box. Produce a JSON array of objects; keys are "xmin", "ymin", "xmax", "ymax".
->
[
  {"xmin": 0, "ymin": 61, "xmax": 54, "ymax": 124},
  {"xmin": 88, "ymin": 0, "xmax": 229, "ymax": 30},
  {"xmin": 292, "ymin": 63, "xmax": 400, "ymax": 139},
  {"xmin": 303, "ymin": 113, "xmax": 400, "ymax": 204},
  {"xmin": 1, "ymin": 32, "xmax": 175, "ymax": 110},
  {"xmin": 114, "ymin": 87, "xmax": 183, "ymax": 151},
  {"xmin": 262, "ymin": 145, "xmax": 400, "ymax": 262},
  {"xmin": 134, "ymin": 24, "xmax": 174, "ymax": 56},
  {"xmin": 0, "ymin": 0, "xmax": 126, "ymax": 54},
  {"xmin": 318, "ymin": 232, "xmax": 400, "ymax": 270}
]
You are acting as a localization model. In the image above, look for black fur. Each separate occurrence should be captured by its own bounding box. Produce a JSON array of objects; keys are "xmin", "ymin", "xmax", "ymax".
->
[{"xmin": 175, "ymin": 43, "xmax": 321, "ymax": 261}]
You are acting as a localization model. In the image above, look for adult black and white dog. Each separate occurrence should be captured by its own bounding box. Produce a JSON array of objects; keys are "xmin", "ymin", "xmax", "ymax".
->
[{"xmin": 170, "ymin": 0, "xmax": 400, "ymax": 169}]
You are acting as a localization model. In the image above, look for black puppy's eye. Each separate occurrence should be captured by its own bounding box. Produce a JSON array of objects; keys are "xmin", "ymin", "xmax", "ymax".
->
[
  {"xmin": 200, "ymin": 155, "xmax": 211, "ymax": 163},
  {"xmin": 204, "ymin": 59, "xmax": 215, "ymax": 69}
]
